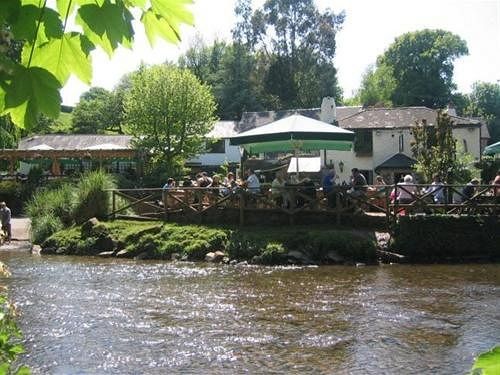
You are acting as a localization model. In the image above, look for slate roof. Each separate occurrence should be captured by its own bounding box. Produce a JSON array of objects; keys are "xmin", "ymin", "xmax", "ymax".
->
[
  {"xmin": 339, "ymin": 107, "xmax": 480, "ymax": 130},
  {"xmin": 238, "ymin": 106, "xmax": 363, "ymax": 132},
  {"xmin": 18, "ymin": 134, "xmax": 134, "ymax": 150},
  {"xmin": 376, "ymin": 153, "xmax": 417, "ymax": 170}
]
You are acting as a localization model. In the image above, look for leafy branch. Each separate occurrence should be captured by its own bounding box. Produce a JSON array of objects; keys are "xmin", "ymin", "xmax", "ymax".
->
[{"xmin": 0, "ymin": 0, "xmax": 194, "ymax": 130}]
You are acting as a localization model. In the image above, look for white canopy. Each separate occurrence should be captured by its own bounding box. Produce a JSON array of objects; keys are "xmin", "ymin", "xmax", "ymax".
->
[
  {"xmin": 85, "ymin": 143, "xmax": 128, "ymax": 150},
  {"xmin": 287, "ymin": 157, "xmax": 321, "ymax": 173},
  {"xmin": 28, "ymin": 144, "xmax": 54, "ymax": 150}
]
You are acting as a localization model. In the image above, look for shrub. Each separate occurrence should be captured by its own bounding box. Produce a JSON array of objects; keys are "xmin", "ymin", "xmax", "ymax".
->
[
  {"xmin": 73, "ymin": 170, "xmax": 116, "ymax": 223},
  {"xmin": 0, "ymin": 262, "xmax": 29, "ymax": 373},
  {"xmin": 30, "ymin": 214, "xmax": 64, "ymax": 244},
  {"xmin": 25, "ymin": 184, "xmax": 74, "ymax": 225},
  {"xmin": 0, "ymin": 180, "xmax": 24, "ymax": 214},
  {"xmin": 261, "ymin": 242, "xmax": 287, "ymax": 264},
  {"xmin": 392, "ymin": 215, "xmax": 500, "ymax": 261}
]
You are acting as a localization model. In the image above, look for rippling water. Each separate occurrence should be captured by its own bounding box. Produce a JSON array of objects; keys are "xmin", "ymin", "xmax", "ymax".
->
[{"xmin": 1, "ymin": 252, "xmax": 499, "ymax": 374}]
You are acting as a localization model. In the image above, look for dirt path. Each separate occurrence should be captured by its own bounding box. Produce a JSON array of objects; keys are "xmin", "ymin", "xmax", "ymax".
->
[{"xmin": 1, "ymin": 217, "xmax": 31, "ymax": 251}]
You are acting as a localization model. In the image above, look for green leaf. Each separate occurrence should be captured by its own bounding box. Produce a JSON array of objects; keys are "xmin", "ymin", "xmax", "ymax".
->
[
  {"xmin": 76, "ymin": 0, "xmax": 134, "ymax": 56},
  {"xmin": 0, "ymin": 0, "xmax": 21, "ymax": 25},
  {"xmin": 11, "ymin": 5, "xmax": 63, "ymax": 43},
  {"xmin": 0, "ymin": 362, "xmax": 10, "ymax": 375},
  {"xmin": 56, "ymin": 0, "xmax": 76, "ymax": 20},
  {"xmin": 22, "ymin": 32, "xmax": 93, "ymax": 85},
  {"xmin": 2, "ymin": 66, "xmax": 61, "ymax": 128},
  {"xmin": 123, "ymin": 0, "xmax": 147, "ymax": 8},
  {"xmin": 15, "ymin": 365, "xmax": 31, "ymax": 375},
  {"xmin": 472, "ymin": 346, "xmax": 500, "ymax": 375},
  {"xmin": 142, "ymin": 9, "xmax": 180, "ymax": 45},
  {"xmin": 8, "ymin": 344, "xmax": 25, "ymax": 355},
  {"xmin": 150, "ymin": 0, "xmax": 194, "ymax": 26}
]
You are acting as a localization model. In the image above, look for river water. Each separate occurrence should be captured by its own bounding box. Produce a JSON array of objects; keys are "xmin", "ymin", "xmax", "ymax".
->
[{"xmin": 1, "ymin": 252, "xmax": 499, "ymax": 374}]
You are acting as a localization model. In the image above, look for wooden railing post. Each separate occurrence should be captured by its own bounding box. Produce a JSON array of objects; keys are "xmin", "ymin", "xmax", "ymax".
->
[
  {"xmin": 112, "ymin": 190, "xmax": 116, "ymax": 220},
  {"xmin": 239, "ymin": 191, "xmax": 245, "ymax": 226},
  {"xmin": 335, "ymin": 191, "xmax": 341, "ymax": 225}
]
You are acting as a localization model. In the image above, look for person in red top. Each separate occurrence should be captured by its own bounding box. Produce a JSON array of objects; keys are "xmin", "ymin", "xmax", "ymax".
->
[{"xmin": 493, "ymin": 169, "xmax": 500, "ymax": 199}]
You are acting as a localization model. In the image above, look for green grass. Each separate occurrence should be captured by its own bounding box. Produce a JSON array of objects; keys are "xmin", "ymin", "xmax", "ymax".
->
[{"xmin": 42, "ymin": 220, "xmax": 377, "ymax": 264}]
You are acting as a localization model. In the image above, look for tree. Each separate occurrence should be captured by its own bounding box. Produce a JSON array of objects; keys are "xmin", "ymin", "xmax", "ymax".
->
[
  {"xmin": 466, "ymin": 81, "xmax": 500, "ymax": 143},
  {"xmin": 356, "ymin": 64, "xmax": 396, "ymax": 107},
  {"xmin": 233, "ymin": 0, "xmax": 345, "ymax": 109},
  {"xmin": 358, "ymin": 29, "xmax": 468, "ymax": 108},
  {"xmin": 379, "ymin": 29, "xmax": 468, "ymax": 108},
  {"xmin": 179, "ymin": 40, "xmax": 265, "ymax": 120},
  {"xmin": 71, "ymin": 87, "xmax": 123, "ymax": 134},
  {"xmin": 412, "ymin": 111, "xmax": 461, "ymax": 183},
  {"xmin": 124, "ymin": 65, "xmax": 217, "ymax": 176},
  {"xmin": 0, "ymin": 0, "xmax": 194, "ymax": 130}
]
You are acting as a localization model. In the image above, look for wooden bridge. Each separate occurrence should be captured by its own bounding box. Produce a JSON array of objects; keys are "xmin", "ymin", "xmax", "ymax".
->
[{"xmin": 109, "ymin": 183, "xmax": 500, "ymax": 230}]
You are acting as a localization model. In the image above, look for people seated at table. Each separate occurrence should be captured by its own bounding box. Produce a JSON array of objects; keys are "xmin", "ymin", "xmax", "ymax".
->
[
  {"xmin": 424, "ymin": 174, "xmax": 445, "ymax": 204},
  {"xmin": 462, "ymin": 178, "xmax": 479, "ymax": 202},
  {"xmin": 245, "ymin": 169, "xmax": 261, "ymax": 194},
  {"xmin": 162, "ymin": 178, "xmax": 177, "ymax": 209},
  {"xmin": 348, "ymin": 168, "xmax": 367, "ymax": 198},
  {"xmin": 493, "ymin": 170, "xmax": 500, "ymax": 201},
  {"xmin": 296, "ymin": 178, "xmax": 316, "ymax": 208},
  {"xmin": 396, "ymin": 174, "xmax": 417, "ymax": 204},
  {"xmin": 197, "ymin": 171, "xmax": 212, "ymax": 188},
  {"xmin": 322, "ymin": 168, "xmax": 337, "ymax": 207},
  {"xmin": 271, "ymin": 171, "xmax": 287, "ymax": 207}
]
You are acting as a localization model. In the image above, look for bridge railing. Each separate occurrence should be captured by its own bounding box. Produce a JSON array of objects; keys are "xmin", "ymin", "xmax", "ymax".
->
[{"xmin": 108, "ymin": 183, "xmax": 499, "ymax": 225}]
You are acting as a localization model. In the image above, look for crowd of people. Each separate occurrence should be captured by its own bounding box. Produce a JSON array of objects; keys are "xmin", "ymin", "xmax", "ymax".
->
[{"xmin": 159, "ymin": 167, "xmax": 500, "ymax": 210}]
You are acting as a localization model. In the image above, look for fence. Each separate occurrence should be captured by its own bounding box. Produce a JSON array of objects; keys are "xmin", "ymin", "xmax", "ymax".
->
[{"xmin": 108, "ymin": 183, "xmax": 499, "ymax": 228}]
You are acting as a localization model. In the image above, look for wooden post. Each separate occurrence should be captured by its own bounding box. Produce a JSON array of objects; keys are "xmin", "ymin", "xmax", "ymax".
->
[
  {"xmin": 336, "ymin": 191, "xmax": 341, "ymax": 225},
  {"xmin": 112, "ymin": 190, "xmax": 116, "ymax": 220},
  {"xmin": 239, "ymin": 191, "xmax": 245, "ymax": 226}
]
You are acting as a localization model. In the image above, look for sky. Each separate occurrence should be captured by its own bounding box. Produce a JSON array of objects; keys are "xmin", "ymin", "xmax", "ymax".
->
[{"xmin": 61, "ymin": 0, "xmax": 500, "ymax": 106}]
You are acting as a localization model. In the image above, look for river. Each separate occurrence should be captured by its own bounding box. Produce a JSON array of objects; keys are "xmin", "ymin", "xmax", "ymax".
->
[{"xmin": 1, "ymin": 252, "xmax": 499, "ymax": 374}]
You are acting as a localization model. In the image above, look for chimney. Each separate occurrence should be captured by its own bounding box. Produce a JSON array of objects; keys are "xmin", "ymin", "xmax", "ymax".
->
[
  {"xmin": 320, "ymin": 97, "xmax": 337, "ymax": 124},
  {"xmin": 446, "ymin": 102, "xmax": 457, "ymax": 117}
]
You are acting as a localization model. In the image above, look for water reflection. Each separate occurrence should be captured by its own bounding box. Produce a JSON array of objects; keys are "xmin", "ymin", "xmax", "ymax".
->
[{"xmin": 1, "ymin": 253, "xmax": 499, "ymax": 374}]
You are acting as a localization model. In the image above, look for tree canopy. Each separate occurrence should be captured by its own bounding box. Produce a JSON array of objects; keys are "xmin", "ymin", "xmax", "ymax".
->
[
  {"xmin": 124, "ymin": 65, "xmax": 217, "ymax": 176},
  {"xmin": 71, "ymin": 87, "xmax": 123, "ymax": 134},
  {"xmin": 356, "ymin": 29, "xmax": 468, "ymax": 108},
  {"xmin": 0, "ymin": 0, "xmax": 194, "ymax": 130},
  {"xmin": 466, "ymin": 81, "xmax": 500, "ymax": 143}
]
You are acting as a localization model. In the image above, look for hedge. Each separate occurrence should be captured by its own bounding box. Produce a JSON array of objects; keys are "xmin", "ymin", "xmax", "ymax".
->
[{"xmin": 392, "ymin": 215, "xmax": 500, "ymax": 261}]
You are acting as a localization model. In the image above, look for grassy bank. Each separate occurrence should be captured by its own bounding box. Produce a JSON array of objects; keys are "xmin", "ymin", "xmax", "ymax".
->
[{"xmin": 40, "ymin": 219, "xmax": 377, "ymax": 265}]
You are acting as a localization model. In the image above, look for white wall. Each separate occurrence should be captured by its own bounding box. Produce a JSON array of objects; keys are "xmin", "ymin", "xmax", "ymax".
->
[
  {"xmin": 322, "ymin": 125, "xmax": 482, "ymax": 183},
  {"xmin": 187, "ymin": 139, "xmax": 241, "ymax": 166},
  {"xmin": 453, "ymin": 127, "xmax": 481, "ymax": 159}
]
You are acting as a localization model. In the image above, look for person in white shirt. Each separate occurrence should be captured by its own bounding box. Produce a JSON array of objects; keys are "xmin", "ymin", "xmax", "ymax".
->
[{"xmin": 246, "ymin": 169, "xmax": 261, "ymax": 194}]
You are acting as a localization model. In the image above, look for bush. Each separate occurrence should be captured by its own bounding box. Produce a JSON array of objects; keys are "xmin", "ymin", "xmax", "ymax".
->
[
  {"xmin": 73, "ymin": 170, "xmax": 116, "ymax": 223},
  {"xmin": 30, "ymin": 214, "xmax": 64, "ymax": 244},
  {"xmin": 392, "ymin": 215, "xmax": 500, "ymax": 261},
  {"xmin": 0, "ymin": 180, "xmax": 25, "ymax": 215}
]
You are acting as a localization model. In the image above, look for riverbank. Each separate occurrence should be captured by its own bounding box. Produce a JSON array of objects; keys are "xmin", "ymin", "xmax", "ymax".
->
[{"xmin": 39, "ymin": 218, "xmax": 378, "ymax": 265}]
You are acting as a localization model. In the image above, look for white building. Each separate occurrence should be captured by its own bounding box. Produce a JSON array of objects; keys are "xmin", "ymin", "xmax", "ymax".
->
[
  {"xmin": 186, "ymin": 121, "xmax": 241, "ymax": 169},
  {"xmin": 238, "ymin": 99, "xmax": 487, "ymax": 184}
]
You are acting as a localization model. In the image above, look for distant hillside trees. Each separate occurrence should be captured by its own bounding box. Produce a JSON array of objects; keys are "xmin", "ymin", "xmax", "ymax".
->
[
  {"xmin": 465, "ymin": 81, "xmax": 500, "ymax": 143},
  {"xmin": 179, "ymin": 0, "xmax": 345, "ymax": 116},
  {"xmin": 355, "ymin": 29, "xmax": 468, "ymax": 108},
  {"xmin": 71, "ymin": 87, "xmax": 124, "ymax": 134}
]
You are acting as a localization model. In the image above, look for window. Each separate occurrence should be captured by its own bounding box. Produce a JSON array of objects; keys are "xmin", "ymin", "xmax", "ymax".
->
[
  {"xmin": 399, "ymin": 134, "xmax": 404, "ymax": 152},
  {"xmin": 462, "ymin": 139, "xmax": 468, "ymax": 153},
  {"xmin": 205, "ymin": 139, "xmax": 225, "ymax": 154},
  {"xmin": 354, "ymin": 130, "xmax": 373, "ymax": 155}
]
